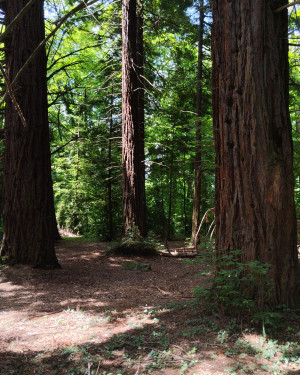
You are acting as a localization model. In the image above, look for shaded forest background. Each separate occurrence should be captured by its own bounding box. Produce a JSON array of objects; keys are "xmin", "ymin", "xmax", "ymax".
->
[{"xmin": 0, "ymin": 0, "xmax": 214, "ymax": 242}]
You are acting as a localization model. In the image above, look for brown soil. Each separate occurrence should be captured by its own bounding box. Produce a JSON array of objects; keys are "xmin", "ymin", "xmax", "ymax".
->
[{"xmin": 0, "ymin": 239, "xmax": 299, "ymax": 375}]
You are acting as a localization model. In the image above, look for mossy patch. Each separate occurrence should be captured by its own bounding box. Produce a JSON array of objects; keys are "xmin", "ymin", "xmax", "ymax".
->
[{"xmin": 121, "ymin": 260, "xmax": 152, "ymax": 271}]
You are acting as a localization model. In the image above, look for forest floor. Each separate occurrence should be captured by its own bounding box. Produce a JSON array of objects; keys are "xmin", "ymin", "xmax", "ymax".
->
[{"xmin": 0, "ymin": 238, "xmax": 299, "ymax": 375}]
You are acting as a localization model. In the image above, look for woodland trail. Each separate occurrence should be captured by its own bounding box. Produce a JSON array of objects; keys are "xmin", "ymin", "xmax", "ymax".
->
[{"xmin": 0, "ymin": 239, "xmax": 299, "ymax": 375}]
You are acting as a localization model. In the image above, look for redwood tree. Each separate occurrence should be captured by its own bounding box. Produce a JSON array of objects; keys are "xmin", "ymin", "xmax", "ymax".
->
[
  {"xmin": 191, "ymin": 0, "xmax": 205, "ymax": 247},
  {"xmin": 0, "ymin": 0, "xmax": 59, "ymax": 268},
  {"xmin": 212, "ymin": 0, "xmax": 299, "ymax": 304},
  {"xmin": 122, "ymin": 0, "xmax": 147, "ymax": 237}
]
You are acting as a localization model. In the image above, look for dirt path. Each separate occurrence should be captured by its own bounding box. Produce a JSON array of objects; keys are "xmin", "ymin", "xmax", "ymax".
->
[{"xmin": 0, "ymin": 240, "xmax": 299, "ymax": 375}]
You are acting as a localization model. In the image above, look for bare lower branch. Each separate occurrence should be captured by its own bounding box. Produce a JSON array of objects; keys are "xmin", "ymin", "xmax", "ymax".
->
[
  {"xmin": 47, "ymin": 61, "xmax": 83, "ymax": 81},
  {"xmin": 274, "ymin": 1, "xmax": 300, "ymax": 13},
  {"xmin": 0, "ymin": 63, "xmax": 27, "ymax": 127},
  {"xmin": 194, "ymin": 208, "xmax": 214, "ymax": 248},
  {"xmin": 0, "ymin": 0, "xmax": 101, "ymax": 107},
  {"xmin": 0, "ymin": 0, "xmax": 37, "ymax": 43},
  {"xmin": 47, "ymin": 44, "xmax": 99, "ymax": 71},
  {"xmin": 51, "ymin": 137, "xmax": 79, "ymax": 155}
]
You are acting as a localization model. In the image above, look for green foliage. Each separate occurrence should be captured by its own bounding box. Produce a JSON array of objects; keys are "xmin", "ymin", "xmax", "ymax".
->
[
  {"xmin": 46, "ymin": 0, "xmax": 123, "ymax": 240},
  {"xmin": 107, "ymin": 227, "xmax": 161, "ymax": 257},
  {"xmin": 0, "ymin": 257, "xmax": 7, "ymax": 275},
  {"xmin": 45, "ymin": 0, "xmax": 214, "ymax": 240},
  {"xmin": 144, "ymin": 8, "xmax": 214, "ymax": 238},
  {"xmin": 43, "ymin": 1, "xmax": 300, "ymax": 242},
  {"xmin": 289, "ymin": 7, "xmax": 300, "ymax": 217},
  {"xmin": 193, "ymin": 249, "xmax": 275, "ymax": 319}
]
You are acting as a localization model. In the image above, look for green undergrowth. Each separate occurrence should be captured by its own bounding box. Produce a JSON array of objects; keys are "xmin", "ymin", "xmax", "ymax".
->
[
  {"xmin": 1, "ymin": 299, "xmax": 299, "ymax": 374},
  {"xmin": 0, "ymin": 259, "xmax": 6, "ymax": 274},
  {"xmin": 0, "ymin": 255, "xmax": 8, "ymax": 269},
  {"xmin": 107, "ymin": 227, "xmax": 162, "ymax": 257},
  {"xmin": 61, "ymin": 235, "xmax": 99, "ymax": 243},
  {"xmin": 187, "ymin": 246, "xmax": 300, "ymax": 334}
]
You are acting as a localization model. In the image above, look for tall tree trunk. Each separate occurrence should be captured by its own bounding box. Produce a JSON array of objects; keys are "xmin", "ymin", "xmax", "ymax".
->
[
  {"xmin": 183, "ymin": 153, "xmax": 187, "ymax": 238},
  {"xmin": 0, "ymin": 0, "xmax": 59, "ymax": 268},
  {"xmin": 191, "ymin": 0, "xmax": 204, "ymax": 248},
  {"xmin": 107, "ymin": 91, "xmax": 114, "ymax": 241},
  {"xmin": 212, "ymin": 0, "xmax": 299, "ymax": 304},
  {"xmin": 122, "ymin": 0, "xmax": 147, "ymax": 237},
  {"xmin": 136, "ymin": 0, "xmax": 147, "ymax": 236},
  {"xmin": 166, "ymin": 165, "xmax": 174, "ymax": 241},
  {"xmin": 73, "ymin": 125, "xmax": 80, "ymax": 230},
  {"xmin": 166, "ymin": 132, "xmax": 175, "ymax": 241}
]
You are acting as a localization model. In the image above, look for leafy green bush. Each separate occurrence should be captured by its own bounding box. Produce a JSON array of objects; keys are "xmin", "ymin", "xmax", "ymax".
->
[{"xmin": 193, "ymin": 249, "xmax": 275, "ymax": 319}]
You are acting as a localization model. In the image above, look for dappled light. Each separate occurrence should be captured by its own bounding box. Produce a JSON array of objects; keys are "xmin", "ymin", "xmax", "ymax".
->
[
  {"xmin": 0, "ymin": 0, "xmax": 300, "ymax": 374},
  {"xmin": 0, "ymin": 240, "xmax": 299, "ymax": 374}
]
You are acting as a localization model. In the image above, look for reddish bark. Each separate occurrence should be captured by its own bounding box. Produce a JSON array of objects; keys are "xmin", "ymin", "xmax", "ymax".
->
[
  {"xmin": 122, "ymin": 0, "xmax": 146, "ymax": 237},
  {"xmin": 212, "ymin": 0, "xmax": 299, "ymax": 304},
  {"xmin": 191, "ymin": 0, "xmax": 205, "ymax": 247},
  {"xmin": 0, "ymin": 0, "xmax": 59, "ymax": 268}
]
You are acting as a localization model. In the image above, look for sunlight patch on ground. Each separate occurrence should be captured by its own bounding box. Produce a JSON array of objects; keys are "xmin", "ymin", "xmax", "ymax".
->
[
  {"xmin": 0, "ymin": 281, "xmax": 24, "ymax": 292},
  {"xmin": 59, "ymin": 298, "xmax": 108, "ymax": 308},
  {"xmin": 79, "ymin": 252, "xmax": 102, "ymax": 260},
  {"xmin": 0, "ymin": 307, "xmax": 158, "ymax": 353}
]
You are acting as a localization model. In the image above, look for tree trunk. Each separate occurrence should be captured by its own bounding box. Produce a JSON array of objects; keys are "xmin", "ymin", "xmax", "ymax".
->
[
  {"xmin": 122, "ymin": 0, "xmax": 147, "ymax": 237},
  {"xmin": 0, "ymin": 0, "xmax": 59, "ymax": 268},
  {"xmin": 107, "ymin": 91, "xmax": 114, "ymax": 241},
  {"xmin": 183, "ymin": 153, "xmax": 187, "ymax": 237},
  {"xmin": 212, "ymin": 0, "xmax": 299, "ymax": 304},
  {"xmin": 52, "ymin": 196, "xmax": 61, "ymax": 242},
  {"xmin": 191, "ymin": 0, "xmax": 204, "ymax": 248},
  {"xmin": 166, "ymin": 132, "xmax": 175, "ymax": 241},
  {"xmin": 136, "ymin": 0, "xmax": 147, "ymax": 236}
]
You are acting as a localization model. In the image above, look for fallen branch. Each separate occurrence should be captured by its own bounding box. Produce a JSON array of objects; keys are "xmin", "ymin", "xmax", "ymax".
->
[{"xmin": 160, "ymin": 251, "xmax": 197, "ymax": 258}]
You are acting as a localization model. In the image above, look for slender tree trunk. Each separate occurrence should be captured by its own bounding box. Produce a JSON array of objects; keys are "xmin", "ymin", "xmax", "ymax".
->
[
  {"xmin": 122, "ymin": 0, "xmax": 147, "ymax": 237},
  {"xmin": 167, "ymin": 133, "xmax": 175, "ymax": 241},
  {"xmin": 136, "ymin": 0, "xmax": 147, "ymax": 236},
  {"xmin": 73, "ymin": 126, "xmax": 80, "ymax": 230},
  {"xmin": 107, "ymin": 92, "xmax": 114, "ymax": 241},
  {"xmin": 167, "ymin": 165, "xmax": 173, "ymax": 241},
  {"xmin": 0, "ymin": 0, "xmax": 59, "ymax": 268},
  {"xmin": 52, "ymin": 195, "xmax": 61, "ymax": 241},
  {"xmin": 183, "ymin": 154, "xmax": 187, "ymax": 238},
  {"xmin": 191, "ymin": 0, "xmax": 204, "ymax": 248},
  {"xmin": 212, "ymin": 0, "xmax": 299, "ymax": 304}
]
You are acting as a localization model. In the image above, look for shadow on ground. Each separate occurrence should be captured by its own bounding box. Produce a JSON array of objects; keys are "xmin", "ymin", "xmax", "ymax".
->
[{"xmin": 0, "ymin": 240, "xmax": 299, "ymax": 374}]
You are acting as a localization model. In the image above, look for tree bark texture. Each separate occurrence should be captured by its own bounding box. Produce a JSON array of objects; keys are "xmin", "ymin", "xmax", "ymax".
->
[
  {"xmin": 0, "ymin": 0, "xmax": 59, "ymax": 268},
  {"xmin": 191, "ymin": 0, "xmax": 204, "ymax": 248},
  {"xmin": 166, "ymin": 132, "xmax": 175, "ymax": 241},
  {"xmin": 212, "ymin": 0, "xmax": 299, "ymax": 304},
  {"xmin": 107, "ymin": 92, "xmax": 114, "ymax": 241},
  {"xmin": 122, "ymin": 0, "xmax": 147, "ymax": 237},
  {"xmin": 136, "ymin": 0, "xmax": 147, "ymax": 235}
]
